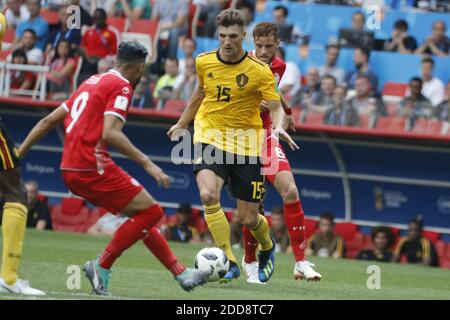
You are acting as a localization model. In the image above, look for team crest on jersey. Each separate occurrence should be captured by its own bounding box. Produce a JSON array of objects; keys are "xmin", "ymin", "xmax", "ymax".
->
[
  {"xmin": 274, "ymin": 73, "xmax": 280, "ymax": 84},
  {"xmin": 236, "ymin": 73, "xmax": 249, "ymax": 88},
  {"xmin": 122, "ymin": 87, "xmax": 130, "ymax": 94}
]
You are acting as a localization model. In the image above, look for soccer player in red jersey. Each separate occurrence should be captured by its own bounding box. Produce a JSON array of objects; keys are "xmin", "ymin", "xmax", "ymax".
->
[
  {"xmin": 18, "ymin": 41, "xmax": 209, "ymax": 296},
  {"xmin": 242, "ymin": 22, "xmax": 321, "ymax": 283}
]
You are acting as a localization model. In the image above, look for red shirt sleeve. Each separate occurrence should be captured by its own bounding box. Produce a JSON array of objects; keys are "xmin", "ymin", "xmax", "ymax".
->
[{"xmin": 104, "ymin": 83, "xmax": 133, "ymax": 123}]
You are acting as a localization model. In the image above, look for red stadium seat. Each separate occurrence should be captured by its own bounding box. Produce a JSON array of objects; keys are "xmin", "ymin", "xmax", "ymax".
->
[
  {"xmin": 382, "ymin": 82, "xmax": 408, "ymax": 97},
  {"xmin": 359, "ymin": 115, "xmax": 371, "ymax": 129},
  {"xmin": 2, "ymin": 28, "xmax": 15, "ymax": 44},
  {"xmin": 0, "ymin": 49, "xmax": 11, "ymax": 61},
  {"xmin": 345, "ymin": 232, "xmax": 365, "ymax": 259},
  {"xmin": 435, "ymin": 240, "xmax": 447, "ymax": 263},
  {"xmin": 163, "ymin": 99, "xmax": 186, "ymax": 113},
  {"xmin": 375, "ymin": 116, "xmax": 407, "ymax": 132},
  {"xmin": 51, "ymin": 198, "xmax": 90, "ymax": 233},
  {"xmin": 422, "ymin": 230, "xmax": 441, "ymax": 244},
  {"xmin": 363, "ymin": 234, "xmax": 374, "ymax": 250},
  {"xmin": 128, "ymin": 19, "xmax": 159, "ymax": 38},
  {"xmin": 412, "ymin": 119, "xmax": 446, "ymax": 135},
  {"xmin": 304, "ymin": 218, "xmax": 318, "ymax": 239},
  {"xmin": 334, "ymin": 222, "xmax": 359, "ymax": 242},
  {"xmin": 303, "ymin": 112, "xmax": 324, "ymax": 126},
  {"xmin": 40, "ymin": 9, "xmax": 59, "ymax": 25},
  {"xmin": 107, "ymin": 17, "xmax": 127, "ymax": 33},
  {"xmin": 440, "ymin": 243, "xmax": 450, "ymax": 269}
]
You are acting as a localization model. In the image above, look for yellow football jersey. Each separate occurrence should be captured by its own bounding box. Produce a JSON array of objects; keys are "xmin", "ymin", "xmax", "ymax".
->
[
  {"xmin": 194, "ymin": 50, "xmax": 280, "ymax": 157},
  {"xmin": 0, "ymin": 13, "xmax": 6, "ymax": 50}
]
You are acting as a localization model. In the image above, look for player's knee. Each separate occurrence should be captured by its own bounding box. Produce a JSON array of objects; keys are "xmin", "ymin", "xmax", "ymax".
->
[
  {"xmin": 199, "ymin": 189, "xmax": 219, "ymax": 206},
  {"xmin": 241, "ymin": 212, "xmax": 259, "ymax": 229},
  {"xmin": 281, "ymin": 184, "xmax": 299, "ymax": 203}
]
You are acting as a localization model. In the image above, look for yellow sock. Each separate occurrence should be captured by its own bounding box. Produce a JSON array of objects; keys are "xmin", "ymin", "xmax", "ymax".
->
[
  {"xmin": 1, "ymin": 202, "xmax": 27, "ymax": 285},
  {"xmin": 204, "ymin": 203, "xmax": 237, "ymax": 263},
  {"xmin": 251, "ymin": 215, "xmax": 273, "ymax": 251}
]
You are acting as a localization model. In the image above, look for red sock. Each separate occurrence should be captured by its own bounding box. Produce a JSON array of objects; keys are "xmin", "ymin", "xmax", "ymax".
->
[
  {"xmin": 242, "ymin": 226, "xmax": 258, "ymax": 263},
  {"xmin": 143, "ymin": 227, "xmax": 186, "ymax": 277},
  {"xmin": 99, "ymin": 204, "xmax": 164, "ymax": 269},
  {"xmin": 284, "ymin": 200, "xmax": 305, "ymax": 262}
]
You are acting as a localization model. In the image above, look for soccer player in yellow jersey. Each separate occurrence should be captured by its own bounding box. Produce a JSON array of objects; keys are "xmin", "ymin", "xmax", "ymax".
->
[
  {"xmin": 0, "ymin": 12, "xmax": 44, "ymax": 296},
  {"xmin": 168, "ymin": 9, "xmax": 298, "ymax": 283}
]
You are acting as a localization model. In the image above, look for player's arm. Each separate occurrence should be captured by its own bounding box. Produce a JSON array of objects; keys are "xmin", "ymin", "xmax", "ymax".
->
[
  {"xmin": 266, "ymin": 99, "xmax": 299, "ymax": 151},
  {"xmin": 167, "ymin": 83, "xmax": 205, "ymax": 140},
  {"xmin": 103, "ymin": 114, "xmax": 170, "ymax": 188},
  {"xmin": 18, "ymin": 105, "xmax": 68, "ymax": 157},
  {"xmin": 280, "ymin": 93, "xmax": 295, "ymax": 132}
]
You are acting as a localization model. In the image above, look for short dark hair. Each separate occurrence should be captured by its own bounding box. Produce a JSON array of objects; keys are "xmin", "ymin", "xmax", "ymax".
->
[
  {"xmin": 273, "ymin": 5, "xmax": 288, "ymax": 17},
  {"xmin": 177, "ymin": 203, "xmax": 192, "ymax": 216},
  {"xmin": 23, "ymin": 28, "xmax": 37, "ymax": 38},
  {"xmin": 94, "ymin": 8, "xmax": 107, "ymax": 20},
  {"xmin": 216, "ymin": 9, "xmax": 246, "ymax": 28},
  {"xmin": 253, "ymin": 22, "xmax": 279, "ymax": 40},
  {"xmin": 356, "ymin": 73, "xmax": 371, "ymax": 84},
  {"xmin": 184, "ymin": 37, "xmax": 196, "ymax": 49},
  {"xmin": 410, "ymin": 216, "xmax": 424, "ymax": 232},
  {"xmin": 326, "ymin": 44, "xmax": 340, "ymax": 52},
  {"xmin": 371, "ymin": 226, "xmax": 395, "ymax": 248},
  {"xmin": 320, "ymin": 212, "xmax": 335, "ymax": 223},
  {"xmin": 394, "ymin": 19, "xmax": 408, "ymax": 32},
  {"xmin": 421, "ymin": 57, "xmax": 435, "ymax": 67},
  {"xmin": 166, "ymin": 57, "xmax": 179, "ymax": 66},
  {"xmin": 410, "ymin": 76, "xmax": 423, "ymax": 86},
  {"xmin": 322, "ymin": 74, "xmax": 337, "ymax": 85},
  {"xmin": 352, "ymin": 11, "xmax": 365, "ymax": 21},
  {"xmin": 116, "ymin": 41, "xmax": 148, "ymax": 64},
  {"xmin": 356, "ymin": 47, "xmax": 370, "ymax": 61},
  {"xmin": 12, "ymin": 49, "xmax": 28, "ymax": 63}
]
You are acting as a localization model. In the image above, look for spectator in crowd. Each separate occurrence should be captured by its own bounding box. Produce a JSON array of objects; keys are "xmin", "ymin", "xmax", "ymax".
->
[
  {"xmin": 272, "ymin": 5, "xmax": 300, "ymax": 44},
  {"xmin": 304, "ymin": 74, "xmax": 337, "ymax": 113},
  {"xmin": 10, "ymin": 49, "xmax": 36, "ymax": 90},
  {"xmin": 178, "ymin": 37, "xmax": 196, "ymax": 76},
  {"xmin": 241, "ymin": 3, "xmax": 257, "ymax": 43},
  {"xmin": 12, "ymin": 28, "xmax": 43, "ymax": 65},
  {"xmin": 14, "ymin": 0, "xmax": 49, "ymax": 51},
  {"xmin": 291, "ymin": 67, "xmax": 320, "ymax": 108},
  {"xmin": 270, "ymin": 207, "xmax": 290, "ymax": 254},
  {"xmin": 398, "ymin": 77, "xmax": 434, "ymax": 124},
  {"xmin": 91, "ymin": 0, "xmax": 117, "ymax": 15},
  {"xmin": 276, "ymin": 46, "xmax": 301, "ymax": 100},
  {"xmin": 161, "ymin": 203, "xmax": 201, "ymax": 243},
  {"xmin": 356, "ymin": 226, "xmax": 394, "ymax": 262},
  {"xmin": 193, "ymin": 0, "xmax": 227, "ymax": 38},
  {"xmin": 347, "ymin": 74, "xmax": 387, "ymax": 120},
  {"xmin": 351, "ymin": 10, "xmax": 365, "ymax": 32},
  {"xmin": 318, "ymin": 44, "xmax": 345, "ymax": 84},
  {"xmin": 4, "ymin": 0, "xmax": 30, "ymax": 29},
  {"xmin": 344, "ymin": 47, "xmax": 378, "ymax": 92},
  {"xmin": 111, "ymin": 0, "xmax": 152, "ymax": 20},
  {"xmin": 420, "ymin": 57, "xmax": 445, "ymax": 107},
  {"xmin": 78, "ymin": 8, "xmax": 118, "ymax": 84},
  {"xmin": 306, "ymin": 212, "xmax": 345, "ymax": 259},
  {"xmin": 97, "ymin": 56, "xmax": 114, "ymax": 73},
  {"xmin": 46, "ymin": 39, "xmax": 76, "ymax": 100},
  {"xmin": 131, "ymin": 73, "xmax": 154, "ymax": 109},
  {"xmin": 25, "ymin": 180, "xmax": 52, "ymax": 230},
  {"xmin": 152, "ymin": 0, "xmax": 189, "ymax": 59},
  {"xmin": 435, "ymin": 81, "xmax": 450, "ymax": 122},
  {"xmin": 323, "ymin": 85, "xmax": 359, "ymax": 127},
  {"xmin": 173, "ymin": 57, "xmax": 197, "ymax": 101},
  {"xmin": 88, "ymin": 211, "xmax": 128, "ymax": 236},
  {"xmin": 415, "ymin": 20, "xmax": 450, "ymax": 56},
  {"xmin": 229, "ymin": 209, "xmax": 243, "ymax": 249},
  {"xmin": 384, "ymin": 19, "xmax": 417, "ymax": 54},
  {"xmin": 392, "ymin": 217, "xmax": 439, "ymax": 267},
  {"xmin": 153, "ymin": 57, "xmax": 180, "ymax": 101},
  {"xmin": 46, "ymin": 5, "xmax": 82, "ymax": 54}
]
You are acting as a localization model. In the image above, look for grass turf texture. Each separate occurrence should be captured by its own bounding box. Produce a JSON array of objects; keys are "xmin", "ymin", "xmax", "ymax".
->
[{"xmin": 0, "ymin": 230, "xmax": 449, "ymax": 300}]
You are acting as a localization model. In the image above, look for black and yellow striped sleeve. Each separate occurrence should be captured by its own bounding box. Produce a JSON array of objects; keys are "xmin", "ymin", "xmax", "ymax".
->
[
  {"xmin": 420, "ymin": 238, "xmax": 431, "ymax": 260},
  {"xmin": 334, "ymin": 237, "xmax": 345, "ymax": 258}
]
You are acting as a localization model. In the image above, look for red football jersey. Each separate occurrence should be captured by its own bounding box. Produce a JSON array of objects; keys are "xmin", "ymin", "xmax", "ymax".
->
[
  {"xmin": 60, "ymin": 69, "xmax": 133, "ymax": 172},
  {"xmin": 261, "ymin": 55, "xmax": 286, "ymax": 129}
]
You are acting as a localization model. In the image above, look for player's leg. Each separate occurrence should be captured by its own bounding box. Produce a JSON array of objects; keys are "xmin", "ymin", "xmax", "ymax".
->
[
  {"xmin": 273, "ymin": 170, "xmax": 321, "ymax": 281},
  {"xmin": 196, "ymin": 169, "xmax": 237, "ymax": 264},
  {"xmin": 0, "ymin": 168, "xmax": 44, "ymax": 295}
]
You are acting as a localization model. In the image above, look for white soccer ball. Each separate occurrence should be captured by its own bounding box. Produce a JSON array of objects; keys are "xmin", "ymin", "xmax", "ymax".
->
[{"xmin": 194, "ymin": 247, "xmax": 229, "ymax": 282}]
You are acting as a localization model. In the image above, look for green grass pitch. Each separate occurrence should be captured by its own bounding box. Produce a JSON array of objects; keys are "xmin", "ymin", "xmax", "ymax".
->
[{"xmin": 0, "ymin": 230, "xmax": 449, "ymax": 300}]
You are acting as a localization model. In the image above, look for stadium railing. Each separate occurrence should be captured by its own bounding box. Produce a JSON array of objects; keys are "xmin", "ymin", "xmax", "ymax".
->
[{"xmin": 0, "ymin": 63, "xmax": 49, "ymax": 101}]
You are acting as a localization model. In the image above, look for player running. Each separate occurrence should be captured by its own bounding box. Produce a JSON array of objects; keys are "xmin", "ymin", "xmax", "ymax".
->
[
  {"xmin": 168, "ymin": 9, "xmax": 298, "ymax": 284},
  {"xmin": 0, "ymin": 11, "xmax": 45, "ymax": 296},
  {"xmin": 241, "ymin": 22, "xmax": 321, "ymax": 284},
  {"xmin": 18, "ymin": 41, "xmax": 209, "ymax": 296}
]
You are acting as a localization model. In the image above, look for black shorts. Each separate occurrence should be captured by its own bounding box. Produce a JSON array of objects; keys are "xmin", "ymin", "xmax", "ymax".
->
[
  {"xmin": 193, "ymin": 143, "xmax": 264, "ymax": 203},
  {"xmin": 0, "ymin": 120, "xmax": 20, "ymax": 171}
]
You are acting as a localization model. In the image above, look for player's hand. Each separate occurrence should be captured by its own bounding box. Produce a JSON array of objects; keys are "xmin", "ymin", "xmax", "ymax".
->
[
  {"xmin": 167, "ymin": 122, "xmax": 188, "ymax": 141},
  {"xmin": 284, "ymin": 115, "xmax": 296, "ymax": 132},
  {"xmin": 273, "ymin": 128, "xmax": 299, "ymax": 151},
  {"xmin": 145, "ymin": 163, "xmax": 171, "ymax": 188}
]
